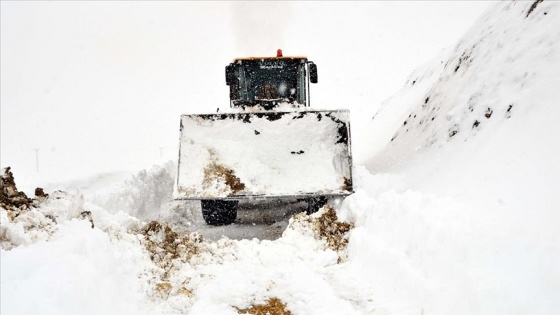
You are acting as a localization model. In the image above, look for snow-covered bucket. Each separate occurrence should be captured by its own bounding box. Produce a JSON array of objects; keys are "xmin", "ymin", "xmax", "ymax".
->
[{"xmin": 174, "ymin": 109, "xmax": 353, "ymax": 200}]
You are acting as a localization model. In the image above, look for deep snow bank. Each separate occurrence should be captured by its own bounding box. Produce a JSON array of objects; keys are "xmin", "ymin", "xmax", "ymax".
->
[
  {"xmin": 354, "ymin": 1, "xmax": 560, "ymax": 314},
  {"xmin": 361, "ymin": 0, "xmax": 560, "ymax": 213},
  {"xmin": 1, "ymin": 168, "xmax": 151, "ymax": 314},
  {"xmin": 340, "ymin": 166, "xmax": 559, "ymax": 315}
]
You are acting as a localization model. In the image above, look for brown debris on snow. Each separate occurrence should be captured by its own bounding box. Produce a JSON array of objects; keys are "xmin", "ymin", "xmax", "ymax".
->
[
  {"xmin": 0, "ymin": 167, "xmax": 93, "ymax": 250},
  {"xmin": 141, "ymin": 221, "xmax": 204, "ymax": 277},
  {"xmin": 34, "ymin": 187, "xmax": 49, "ymax": 198},
  {"xmin": 237, "ymin": 298, "xmax": 292, "ymax": 315},
  {"xmin": 177, "ymin": 286, "xmax": 194, "ymax": 297},
  {"xmin": 155, "ymin": 282, "xmax": 173, "ymax": 299},
  {"xmin": 291, "ymin": 205, "xmax": 354, "ymax": 257},
  {"xmin": 0, "ymin": 167, "xmax": 109, "ymax": 252},
  {"xmin": 141, "ymin": 221, "xmax": 207, "ymax": 301},
  {"xmin": 1, "ymin": 167, "xmax": 55, "ymax": 224},
  {"xmin": 1, "ymin": 167, "xmax": 33, "ymax": 212},
  {"xmin": 80, "ymin": 211, "xmax": 95, "ymax": 228},
  {"xmin": 341, "ymin": 177, "xmax": 353, "ymax": 191},
  {"xmin": 313, "ymin": 205, "xmax": 354, "ymax": 252},
  {"xmin": 203, "ymin": 162, "xmax": 246, "ymax": 194}
]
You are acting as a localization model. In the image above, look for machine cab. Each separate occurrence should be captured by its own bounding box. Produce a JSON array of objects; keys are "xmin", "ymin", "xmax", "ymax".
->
[{"xmin": 225, "ymin": 50, "xmax": 317, "ymax": 110}]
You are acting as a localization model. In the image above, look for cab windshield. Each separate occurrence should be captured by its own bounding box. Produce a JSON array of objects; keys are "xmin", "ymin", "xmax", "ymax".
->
[{"xmin": 230, "ymin": 59, "xmax": 306, "ymax": 107}]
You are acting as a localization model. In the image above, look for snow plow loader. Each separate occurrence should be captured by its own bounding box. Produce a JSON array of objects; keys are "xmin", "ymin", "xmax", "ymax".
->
[{"xmin": 174, "ymin": 50, "xmax": 353, "ymax": 225}]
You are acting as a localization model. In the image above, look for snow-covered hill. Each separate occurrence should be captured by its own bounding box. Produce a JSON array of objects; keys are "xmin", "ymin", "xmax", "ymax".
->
[
  {"xmin": 2, "ymin": 1, "xmax": 559, "ymax": 315},
  {"xmin": 361, "ymin": 0, "xmax": 560, "ymax": 214}
]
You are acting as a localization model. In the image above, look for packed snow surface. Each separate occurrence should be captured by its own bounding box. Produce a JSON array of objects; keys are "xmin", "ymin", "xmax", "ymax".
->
[{"xmin": 2, "ymin": 1, "xmax": 560, "ymax": 315}]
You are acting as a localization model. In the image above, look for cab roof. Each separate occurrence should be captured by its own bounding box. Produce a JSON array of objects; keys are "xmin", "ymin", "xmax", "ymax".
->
[{"xmin": 232, "ymin": 56, "xmax": 308, "ymax": 63}]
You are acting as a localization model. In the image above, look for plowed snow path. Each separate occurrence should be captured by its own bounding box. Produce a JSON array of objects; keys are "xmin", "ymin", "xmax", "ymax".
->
[{"xmin": 184, "ymin": 199, "xmax": 308, "ymax": 241}]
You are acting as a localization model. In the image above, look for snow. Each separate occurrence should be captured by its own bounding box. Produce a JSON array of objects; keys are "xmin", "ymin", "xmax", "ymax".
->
[
  {"xmin": 1, "ymin": 220, "xmax": 150, "ymax": 315},
  {"xmin": 2, "ymin": 1, "xmax": 560, "ymax": 315},
  {"xmin": 340, "ymin": 168, "xmax": 559, "ymax": 315},
  {"xmin": 1, "ymin": 187, "xmax": 151, "ymax": 314}
]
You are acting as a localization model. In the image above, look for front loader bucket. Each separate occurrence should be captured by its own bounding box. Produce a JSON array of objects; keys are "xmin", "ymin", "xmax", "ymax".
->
[{"xmin": 174, "ymin": 109, "xmax": 353, "ymax": 200}]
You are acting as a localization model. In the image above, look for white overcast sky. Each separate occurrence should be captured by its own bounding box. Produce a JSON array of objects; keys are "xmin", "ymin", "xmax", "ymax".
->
[{"xmin": 1, "ymin": 1, "xmax": 493, "ymax": 186}]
